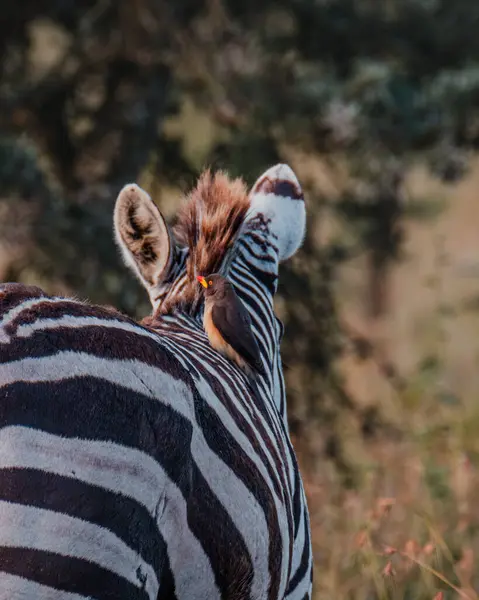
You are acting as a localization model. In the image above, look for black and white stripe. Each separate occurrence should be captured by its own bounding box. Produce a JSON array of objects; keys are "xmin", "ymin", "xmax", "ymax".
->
[{"xmin": 0, "ymin": 164, "xmax": 313, "ymax": 599}]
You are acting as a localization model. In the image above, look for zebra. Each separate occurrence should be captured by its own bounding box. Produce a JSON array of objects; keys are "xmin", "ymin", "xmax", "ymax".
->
[{"xmin": 0, "ymin": 163, "xmax": 313, "ymax": 599}]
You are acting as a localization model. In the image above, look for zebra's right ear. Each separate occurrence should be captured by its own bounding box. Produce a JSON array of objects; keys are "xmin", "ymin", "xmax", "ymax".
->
[{"xmin": 114, "ymin": 184, "xmax": 175, "ymax": 289}]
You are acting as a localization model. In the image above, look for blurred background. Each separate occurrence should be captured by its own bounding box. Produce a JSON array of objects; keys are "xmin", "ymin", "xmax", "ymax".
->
[{"xmin": 2, "ymin": 0, "xmax": 479, "ymax": 597}]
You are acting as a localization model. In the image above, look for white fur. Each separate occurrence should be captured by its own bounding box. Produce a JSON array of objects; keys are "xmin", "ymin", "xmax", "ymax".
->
[{"xmin": 248, "ymin": 164, "xmax": 306, "ymax": 261}]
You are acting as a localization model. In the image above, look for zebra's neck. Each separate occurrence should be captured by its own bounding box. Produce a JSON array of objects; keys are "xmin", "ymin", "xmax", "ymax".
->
[
  {"xmin": 147, "ymin": 214, "xmax": 288, "ymax": 423},
  {"xmin": 227, "ymin": 217, "xmax": 288, "ymax": 424},
  {"xmin": 145, "ymin": 305, "xmax": 288, "ymax": 427}
]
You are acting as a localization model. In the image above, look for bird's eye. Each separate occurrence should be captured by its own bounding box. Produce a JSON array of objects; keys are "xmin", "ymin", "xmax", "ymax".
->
[{"xmin": 208, "ymin": 280, "xmax": 213, "ymax": 286}]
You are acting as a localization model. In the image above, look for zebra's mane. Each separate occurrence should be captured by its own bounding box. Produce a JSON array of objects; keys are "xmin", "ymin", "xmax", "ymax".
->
[{"xmin": 159, "ymin": 170, "xmax": 250, "ymax": 315}]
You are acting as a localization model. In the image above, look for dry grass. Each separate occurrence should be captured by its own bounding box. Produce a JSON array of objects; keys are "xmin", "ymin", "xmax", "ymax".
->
[{"xmin": 298, "ymin": 386, "xmax": 479, "ymax": 598}]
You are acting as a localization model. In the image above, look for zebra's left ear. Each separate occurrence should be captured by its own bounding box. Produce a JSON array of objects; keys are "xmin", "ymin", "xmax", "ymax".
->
[
  {"xmin": 114, "ymin": 184, "xmax": 175, "ymax": 290},
  {"xmin": 249, "ymin": 164, "xmax": 306, "ymax": 261}
]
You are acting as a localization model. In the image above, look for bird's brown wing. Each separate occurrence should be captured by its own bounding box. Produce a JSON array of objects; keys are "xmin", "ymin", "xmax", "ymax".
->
[{"xmin": 211, "ymin": 294, "xmax": 264, "ymax": 374}]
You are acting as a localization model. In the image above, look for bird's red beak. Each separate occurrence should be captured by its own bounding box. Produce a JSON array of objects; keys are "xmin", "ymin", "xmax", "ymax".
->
[{"xmin": 196, "ymin": 275, "xmax": 208, "ymax": 289}]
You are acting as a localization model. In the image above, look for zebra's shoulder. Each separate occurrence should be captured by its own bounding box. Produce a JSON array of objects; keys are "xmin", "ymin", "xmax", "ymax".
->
[
  {"xmin": 0, "ymin": 283, "xmax": 194, "ymax": 381},
  {"xmin": 0, "ymin": 282, "xmax": 148, "ymax": 344},
  {"xmin": 0, "ymin": 282, "xmax": 129, "ymax": 321}
]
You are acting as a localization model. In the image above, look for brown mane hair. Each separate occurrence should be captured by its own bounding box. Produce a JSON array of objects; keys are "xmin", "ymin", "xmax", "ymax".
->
[{"xmin": 158, "ymin": 169, "xmax": 250, "ymax": 315}]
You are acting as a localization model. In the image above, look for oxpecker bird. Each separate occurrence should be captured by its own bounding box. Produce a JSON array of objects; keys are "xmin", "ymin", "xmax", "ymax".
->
[{"xmin": 197, "ymin": 273, "xmax": 265, "ymax": 377}]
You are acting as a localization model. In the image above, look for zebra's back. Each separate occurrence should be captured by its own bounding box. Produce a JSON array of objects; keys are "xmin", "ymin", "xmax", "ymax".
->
[{"xmin": 0, "ymin": 284, "xmax": 293, "ymax": 600}]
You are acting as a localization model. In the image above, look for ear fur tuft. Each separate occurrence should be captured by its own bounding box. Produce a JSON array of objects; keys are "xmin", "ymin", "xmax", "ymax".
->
[{"xmin": 114, "ymin": 184, "xmax": 174, "ymax": 290}]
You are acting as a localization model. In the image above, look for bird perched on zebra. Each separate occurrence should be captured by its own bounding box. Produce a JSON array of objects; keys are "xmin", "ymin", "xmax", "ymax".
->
[
  {"xmin": 197, "ymin": 273, "xmax": 265, "ymax": 378},
  {"xmin": 0, "ymin": 164, "xmax": 312, "ymax": 600}
]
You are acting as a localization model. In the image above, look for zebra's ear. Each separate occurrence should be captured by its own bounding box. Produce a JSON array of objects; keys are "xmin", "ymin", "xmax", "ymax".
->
[
  {"xmin": 249, "ymin": 164, "xmax": 306, "ymax": 261},
  {"xmin": 114, "ymin": 184, "xmax": 175, "ymax": 289}
]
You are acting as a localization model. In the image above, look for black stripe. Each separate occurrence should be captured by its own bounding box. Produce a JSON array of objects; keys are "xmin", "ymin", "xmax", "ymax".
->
[
  {"xmin": 269, "ymin": 179, "xmax": 303, "ymax": 200},
  {"xmin": 5, "ymin": 300, "xmax": 133, "ymax": 337},
  {"xmin": 0, "ymin": 283, "xmax": 48, "ymax": 315},
  {"xmin": 285, "ymin": 508, "xmax": 311, "ymax": 596},
  {"xmin": 292, "ymin": 460, "xmax": 303, "ymax": 533},
  {"xmin": 157, "ymin": 556, "xmax": 177, "ymax": 600},
  {"xmin": 238, "ymin": 238, "xmax": 276, "ymax": 264},
  {"xmin": 0, "ymin": 326, "xmax": 181, "ymax": 379},
  {"xmin": 0, "ymin": 547, "xmax": 149, "ymax": 600},
  {"xmin": 246, "ymin": 226, "xmax": 279, "ymax": 251},
  {"xmin": 0, "ymin": 378, "xmax": 193, "ymax": 494},
  {"xmin": 0, "ymin": 376, "xmax": 187, "ymax": 599},
  {"xmin": 188, "ymin": 461, "xmax": 254, "ymax": 600},
  {"xmin": 196, "ymin": 359, "xmax": 285, "ymax": 499},
  {"xmin": 276, "ymin": 352, "xmax": 287, "ymax": 419},
  {"xmin": 253, "ymin": 176, "xmax": 303, "ymax": 200},
  {"xmin": 231, "ymin": 285, "xmax": 271, "ymax": 370},
  {"xmin": 236, "ymin": 247, "xmax": 277, "ymax": 295},
  {"xmin": 0, "ymin": 467, "xmax": 166, "ymax": 579},
  {"xmin": 232, "ymin": 265, "xmax": 275, "ymax": 335}
]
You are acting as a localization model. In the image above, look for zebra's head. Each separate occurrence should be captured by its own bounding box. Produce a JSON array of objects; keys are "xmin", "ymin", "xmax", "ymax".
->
[{"xmin": 114, "ymin": 164, "xmax": 305, "ymax": 416}]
